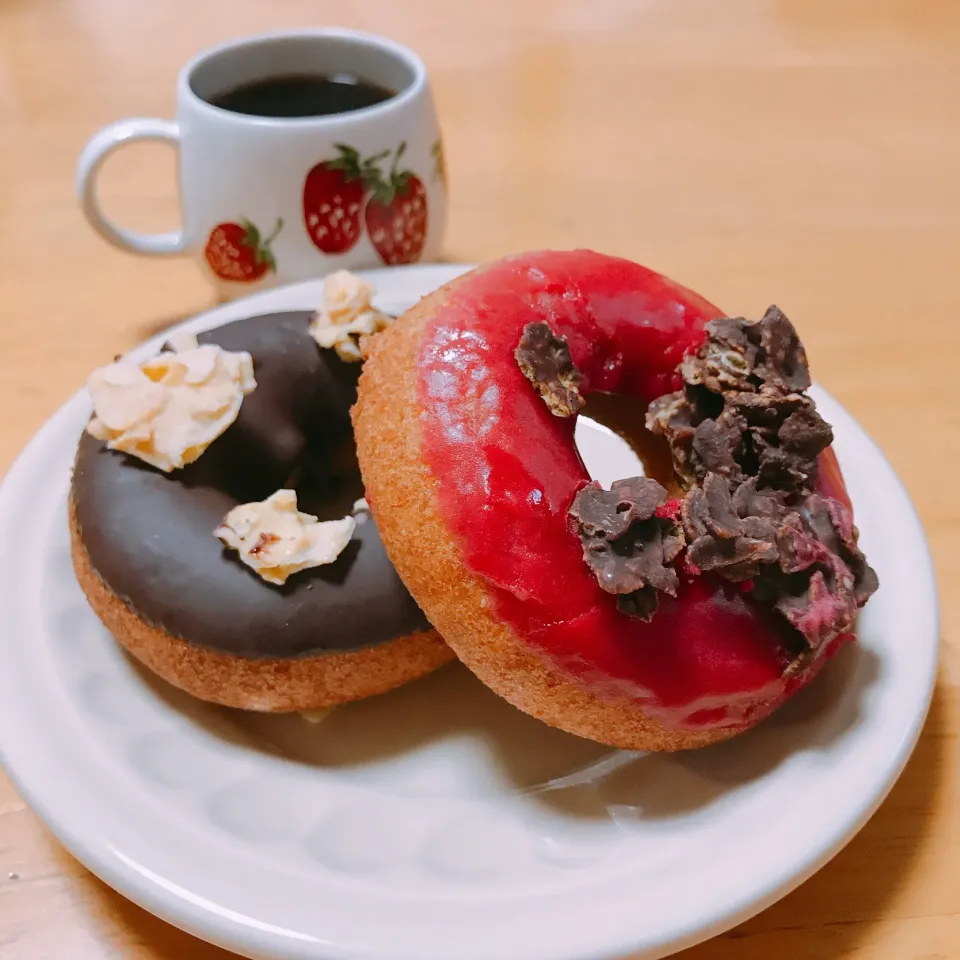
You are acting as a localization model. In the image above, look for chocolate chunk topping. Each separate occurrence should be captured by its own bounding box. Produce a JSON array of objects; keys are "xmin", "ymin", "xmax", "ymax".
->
[
  {"xmin": 515, "ymin": 322, "xmax": 585, "ymax": 417},
  {"xmin": 756, "ymin": 306, "xmax": 812, "ymax": 393},
  {"xmin": 755, "ymin": 410, "xmax": 833, "ymax": 491},
  {"xmin": 680, "ymin": 317, "xmax": 758, "ymax": 393},
  {"xmin": 682, "ymin": 475, "xmax": 779, "ymax": 580},
  {"xmin": 681, "ymin": 473, "xmax": 878, "ymax": 652},
  {"xmin": 679, "ymin": 306, "xmax": 811, "ymax": 395},
  {"xmin": 756, "ymin": 494, "xmax": 880, "ymax": 649},
  {"xmin": 642, "ymin": 301, "xmax": 876, "ymax": 652},
  {"xmin": 646, "ymin": 307, "xmax": 831, "ymax": 494},
  {"xmin": 570, "ymin": 301, "xmax": 876, "ymax": 652},
  {"xmin": 616, "ymin": 587, "xmax": 660, "ymax": 622},
  {"xmin": 569, "ymin": 477, "xmax": 682, "ymax": 621},
  {"xmin": 691, "ymin": 408, "xmax": 748, "ymax": 485},
  {"xmin": 725, "ymin": 389, "xmax": 809, "ymax": 426},
  {"xmin": 646, "ymin": 391, "xmax": 698, "ymax": 481}
]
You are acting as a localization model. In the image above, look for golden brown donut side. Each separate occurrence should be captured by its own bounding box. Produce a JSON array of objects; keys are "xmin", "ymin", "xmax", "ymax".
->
[
  {"xmin": 70, "ymin": 500, "xmax": 453, "ymax": 712},
  {"xmin": 353, "ymin": 276, "xmax": 736, "ymax": 751}
]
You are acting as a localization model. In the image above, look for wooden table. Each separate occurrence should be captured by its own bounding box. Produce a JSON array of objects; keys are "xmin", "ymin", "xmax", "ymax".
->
[{"xmin": 1, "ymin": 0, "xmax": 956, "ymax": 957}]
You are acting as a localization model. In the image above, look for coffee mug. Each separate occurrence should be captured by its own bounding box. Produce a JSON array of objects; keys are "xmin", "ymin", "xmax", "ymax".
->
[{"xmin": 77, "ymin": 29, "xmax": 447, "ymax": 299}]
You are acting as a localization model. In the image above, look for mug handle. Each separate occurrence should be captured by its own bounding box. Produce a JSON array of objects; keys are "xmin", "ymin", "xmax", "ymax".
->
[{"xmin": 76, "ymin": 118, "xmax": 187, "ymax": 256}]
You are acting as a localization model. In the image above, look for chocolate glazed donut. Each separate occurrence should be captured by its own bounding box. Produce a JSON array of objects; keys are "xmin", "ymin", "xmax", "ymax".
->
[{"xmin": 70, "ymin": 312, "xmax": 453, "ymax": 711}]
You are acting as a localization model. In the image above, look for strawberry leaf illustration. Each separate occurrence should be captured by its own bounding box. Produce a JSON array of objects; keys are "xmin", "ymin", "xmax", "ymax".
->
[{"xmin": 242, "ymin": 217, "xmax": 283, "ymax": 272}]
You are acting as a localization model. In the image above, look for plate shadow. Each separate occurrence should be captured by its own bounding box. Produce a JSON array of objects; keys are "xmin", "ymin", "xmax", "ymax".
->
[{"xmin": 130, "ymin": 636, "xmax": 880, "ymax": 823}]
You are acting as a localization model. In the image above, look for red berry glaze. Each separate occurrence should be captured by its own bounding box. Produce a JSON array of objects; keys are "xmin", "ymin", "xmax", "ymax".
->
[{"xmin": 415, "ymin": 250, "xmax": 854, "ymax": 734}]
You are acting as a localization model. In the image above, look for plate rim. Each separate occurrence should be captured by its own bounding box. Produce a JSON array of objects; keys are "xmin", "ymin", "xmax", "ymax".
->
[{"xmin": 0, "ymin": 263, "xmax": 940, "ymax": 960}]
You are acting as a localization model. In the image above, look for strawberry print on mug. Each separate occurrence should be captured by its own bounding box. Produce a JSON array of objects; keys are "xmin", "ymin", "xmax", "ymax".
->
[
  {"xmin": 204, "ymin": 218, "xmax": 283, "ymax": 283},
  {"xmin": 364, "ymin": 142, "xmax": 428, "ymax": 265},
  {"xmin": 302, "ymin": 141, "xmax": 429, "ymax": 267},
  {"xmin": 302, "ymin": 144, "xmax": 387, "ymax": 254}
]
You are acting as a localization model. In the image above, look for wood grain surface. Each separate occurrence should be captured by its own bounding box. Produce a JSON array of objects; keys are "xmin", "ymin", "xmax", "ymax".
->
[{"xmin": 0, "ymin": 0, "xmax": 956, "ymax": 958}]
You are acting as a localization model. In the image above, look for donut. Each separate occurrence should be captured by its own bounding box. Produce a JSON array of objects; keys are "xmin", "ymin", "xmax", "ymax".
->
[
  {"xmin": 353, "ymin": 250, "xmax": 878, "ymax": 750},
  {"xmin": 71, "ymin": 308, "xmax": 452, "ymax": 712}
]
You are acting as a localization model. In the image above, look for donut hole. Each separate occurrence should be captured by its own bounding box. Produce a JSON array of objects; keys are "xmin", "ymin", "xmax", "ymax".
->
[
  {"xmin": 575, "ymin": 393, "xmax": 681, "ymax": 495},
  {"xmin": 297, "ymin": 440, "xmax": 366, "ymax": 521}
]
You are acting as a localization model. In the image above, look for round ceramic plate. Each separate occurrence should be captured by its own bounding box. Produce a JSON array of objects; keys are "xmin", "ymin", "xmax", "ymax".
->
[{"xmin": 0, "ymin": 265, "xmax": 939, "ymax": 960}]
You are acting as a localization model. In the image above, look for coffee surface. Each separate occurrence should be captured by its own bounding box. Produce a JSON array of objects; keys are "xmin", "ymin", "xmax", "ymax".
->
[{"xmin": 210, "ymin": 74, "xmax": 394, "ymax": 118}]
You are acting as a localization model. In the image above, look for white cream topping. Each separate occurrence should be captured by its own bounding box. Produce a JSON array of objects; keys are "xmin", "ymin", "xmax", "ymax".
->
[
  {"xmin": 86, "ymin": 333, "xmax": 256, "ymax": 473},
  {"xmin": 308, "ymin": 269, "xmax": 393, "ymax": 362},
  {"xmin": 214, "ymin": 489, "xmax": 355, "ymax": 586}
]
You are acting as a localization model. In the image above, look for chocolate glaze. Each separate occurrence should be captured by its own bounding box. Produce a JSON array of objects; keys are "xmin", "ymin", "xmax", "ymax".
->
[{"xmin": 72, "ymin": 311, "xmax": 430, "ymax": 659}]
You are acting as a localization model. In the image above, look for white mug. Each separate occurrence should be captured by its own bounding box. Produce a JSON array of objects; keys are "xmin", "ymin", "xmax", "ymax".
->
[{"xmin": 77, "ymin": 29, "xmax": 447, "ymax": 299}]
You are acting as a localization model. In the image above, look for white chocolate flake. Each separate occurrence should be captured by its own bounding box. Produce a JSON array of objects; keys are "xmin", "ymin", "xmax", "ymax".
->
[
  {"xmin": 308, "ymin": 269, "xmax": 393, "ymax": 362},
  {"xmin": 214, "ymin": 489, "xmax": 355, "ymax": 586},
  {"xmin": 86, "ymin": 337, "xmax": 256, "ymax": 472}
]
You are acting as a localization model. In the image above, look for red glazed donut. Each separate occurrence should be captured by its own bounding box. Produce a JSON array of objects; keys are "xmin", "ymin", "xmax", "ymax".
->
[{"xmin": 353, "ymin": 250, "xmax": 877, "ymax": 750}]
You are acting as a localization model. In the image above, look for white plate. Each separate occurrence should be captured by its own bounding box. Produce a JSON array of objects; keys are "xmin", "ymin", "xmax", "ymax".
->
[{"xmin": 0, "ymin": 265, "xmax": 939, "ymax": 960}]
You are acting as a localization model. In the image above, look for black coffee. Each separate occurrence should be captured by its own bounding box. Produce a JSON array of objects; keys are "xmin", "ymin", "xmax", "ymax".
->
[{"xmin": 210, "ymin": 73, "xmax": 394, "ymax": 118}]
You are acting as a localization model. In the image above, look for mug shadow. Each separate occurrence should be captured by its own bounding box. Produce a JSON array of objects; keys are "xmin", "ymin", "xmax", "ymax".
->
[
  {"xmin": 131, "ymin": 635, "xmax": 881, "ymax": 823},
  {"xmin": 670, "ymin": 679, "xmax": 947, "ymax": 960}
]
